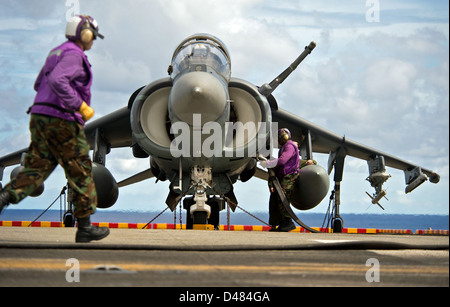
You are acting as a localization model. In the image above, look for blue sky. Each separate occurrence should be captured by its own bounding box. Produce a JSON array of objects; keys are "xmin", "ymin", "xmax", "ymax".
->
[{"xmin": 0, "ymin": 0, "xmax": 448, "ymax": 217}]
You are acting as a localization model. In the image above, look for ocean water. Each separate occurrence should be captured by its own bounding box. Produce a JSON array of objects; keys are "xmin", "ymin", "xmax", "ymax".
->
[{"xmin": 1, "ymin": 209, "xmax": 448, "ymax": 230}]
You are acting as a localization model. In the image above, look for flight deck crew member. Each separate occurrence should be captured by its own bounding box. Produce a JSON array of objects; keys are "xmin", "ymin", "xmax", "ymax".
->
[
  {"xmin": 0, "ymin": 15, "xmax": 109, "ymax": 243},
  {"xmin": 260, "ymin": 128, "xmax": 313, "ymax": 232}
]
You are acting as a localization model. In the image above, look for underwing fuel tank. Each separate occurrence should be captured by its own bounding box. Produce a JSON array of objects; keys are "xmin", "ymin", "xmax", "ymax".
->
[
  {"xmin": 92, "ymin": 162, "xmax": 119, "ymax": 209},
  {"xmin": 290, "ymin": 164, "xmax": 330, "ymax": 210}
]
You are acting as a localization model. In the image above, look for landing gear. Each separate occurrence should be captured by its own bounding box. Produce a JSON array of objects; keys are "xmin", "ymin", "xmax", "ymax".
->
[
  {"xmin": 63, "ymin": 210, "xmax": 75, "ymax": 227},
  {"xmin": 331, "ymin": 217, "xmax": 343, "ymax": 233},
  {"xmin": 184, "ymin": 196, "xmax": 224, "ymax": 229},
  {"xmin": 327, "ymin": 146, "xmax": 346, "ymax": 233},
  {"xmin": 193, "ymin": 211, "xmax": 208, "ymax": 225},
  {"xmin": 63, "ymin": 186, "xmax": 75, "ymax": 227}
]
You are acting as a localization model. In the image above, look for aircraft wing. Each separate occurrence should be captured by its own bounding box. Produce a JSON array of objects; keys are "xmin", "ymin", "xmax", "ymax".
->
[
  {"xmin": 257, "ymin": 40, "xmax": 439, "ymax": 194},
  {"xmin": 271, "ymin": 107, "xmax": 440, "ymax": 186},
  {"xmin": 84, "ymin": 106, "xmax": 132, "ymax": 149},
  {"xmin": 0, "ymin": 148, "xmax": 29, "ymax": 169}
]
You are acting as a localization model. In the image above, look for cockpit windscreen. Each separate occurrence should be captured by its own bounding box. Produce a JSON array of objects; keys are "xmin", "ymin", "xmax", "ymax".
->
[{"xmin": 171, "ymin": 41, "xmax": 231, "ymax": 81}]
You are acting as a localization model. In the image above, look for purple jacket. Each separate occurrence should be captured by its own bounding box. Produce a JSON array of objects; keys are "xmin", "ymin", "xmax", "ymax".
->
[
  {"xmin": 276, "ymin": 140, "xmax": 300, "ymax": 178},
  {"xmin": 30, "ymin": 41, "xmax": 93, "ymax": 125}
]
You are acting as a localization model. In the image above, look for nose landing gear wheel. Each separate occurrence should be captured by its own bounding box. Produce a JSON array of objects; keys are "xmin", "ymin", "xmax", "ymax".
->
[
  {"xmin": 184, "ymin": 196, "xmax": 221, "ymax": 229},
  {"xmin": 193, "ymin": 211, "xmax": 208, "ymax": 225}
]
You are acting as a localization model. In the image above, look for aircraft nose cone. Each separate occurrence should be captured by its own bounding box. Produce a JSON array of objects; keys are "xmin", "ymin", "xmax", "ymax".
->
[
  {"xmin": 192, "ymin": 87, "xmax": 202, "ymax": 96},
  {"xmin": 169, "ymin": 72, "xmax": 228, "ymax": 125}
]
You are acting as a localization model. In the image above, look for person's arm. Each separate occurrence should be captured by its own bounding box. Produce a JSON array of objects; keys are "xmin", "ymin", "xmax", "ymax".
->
[
  {"xmin": 47, "ymin": 52, "xmax": 84, "ymax": 111},
  {"xmin": 260, "ymin": 143, "xmax": 297, "ymax": 169}
]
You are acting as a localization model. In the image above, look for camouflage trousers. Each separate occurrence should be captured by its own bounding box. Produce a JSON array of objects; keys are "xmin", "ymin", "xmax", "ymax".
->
[
  {"xmin": 268, "ymin": 172, "xmax": 299, "ymax": 226},
  {"xmin": 5, "ymin": 114, "xmax": 97, "ymax": 218}
]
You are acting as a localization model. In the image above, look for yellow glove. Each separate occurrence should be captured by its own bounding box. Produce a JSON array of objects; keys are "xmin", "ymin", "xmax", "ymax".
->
[{"xmin": 79, "ymin": 101, "xmax": 95, "ymax": 121}]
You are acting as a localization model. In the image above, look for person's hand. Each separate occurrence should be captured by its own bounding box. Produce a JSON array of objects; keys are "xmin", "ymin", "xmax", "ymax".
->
[
  {"xmin": 260, "ymin": 160, "xmax": 269, "ymax": 168},
  {"xmin": 79, "ymin": 101, "xmax": 95, "ymax": 121}
]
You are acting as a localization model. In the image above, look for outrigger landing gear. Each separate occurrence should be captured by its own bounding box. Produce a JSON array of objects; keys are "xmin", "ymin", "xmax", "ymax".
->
[
  {"xmin": 63, "ymin": 210, "xmax": 75, "ymax": 227},
  {"xmin": 330, "ymin": 182, "xmax": 344, "ymax": 233},
  {"xmin": 63, "ymin": 185, "xmax": 75, "ymax": 227},
  {"xmin": 328, "ymin": 146, "xmax": 346, "ymax": 233}
]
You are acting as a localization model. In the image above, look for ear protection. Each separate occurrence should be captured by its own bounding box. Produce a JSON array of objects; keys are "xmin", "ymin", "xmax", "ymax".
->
[
  {"xmin": 278, "ymin": 128, "xmax": 291, "ymax": 145},
  {"xmin": 80, "ymin": 24, "xmax": 94, "ymax": 44}
]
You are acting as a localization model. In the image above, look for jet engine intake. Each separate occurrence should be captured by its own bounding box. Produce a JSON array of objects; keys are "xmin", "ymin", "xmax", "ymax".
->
[
  {"xmin": 130, "ymin": 78, "xmax": 174, "ymax": 160},
  {"xmin": 225, "ymin": 78, "xmax": 273, "ymax": 159}
]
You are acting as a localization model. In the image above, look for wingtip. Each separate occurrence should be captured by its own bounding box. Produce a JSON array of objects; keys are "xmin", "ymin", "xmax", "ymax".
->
[{"xmin": 429, "ymin": 173, "xmax": 440, "ymax": 184}]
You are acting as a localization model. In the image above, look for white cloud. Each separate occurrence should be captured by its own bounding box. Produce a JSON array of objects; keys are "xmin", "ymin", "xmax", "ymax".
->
[
  {"xmin": 364, "ymin": 58, "xmax": 417, "ymax": 99},
  {"xmin": 89, "ymin": 51, "xmax": 153, "ymax": 93},
  {"xmin": 0, "ymin": 0, "xmax": 448, "ymax": 216}
]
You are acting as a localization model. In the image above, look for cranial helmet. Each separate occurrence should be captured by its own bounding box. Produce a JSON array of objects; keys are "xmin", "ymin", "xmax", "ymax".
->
[
  {"xmin": 65, "ymin": 15, "xmax": 104, "ymax": 43},
  {"xmin": 278, "ymin": 128, "xmax": 291, "ymax": 145}
]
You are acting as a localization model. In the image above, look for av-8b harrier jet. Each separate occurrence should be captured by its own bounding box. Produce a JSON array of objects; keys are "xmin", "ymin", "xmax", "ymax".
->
[{"xmin": 0, "ymin": 33, "xmax": 440, "ymax": 232}]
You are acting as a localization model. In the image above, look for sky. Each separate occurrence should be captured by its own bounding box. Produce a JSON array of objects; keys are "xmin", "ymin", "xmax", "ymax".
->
[{"xmin": 0, "ymin": 0, "xmax": 448, "ymax": 219}]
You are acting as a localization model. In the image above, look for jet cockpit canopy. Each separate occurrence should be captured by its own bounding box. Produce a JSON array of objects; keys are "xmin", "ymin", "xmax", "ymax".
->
[{"xmin": 169, "ymin": 33, "xmax": 231, "ymax": 82}]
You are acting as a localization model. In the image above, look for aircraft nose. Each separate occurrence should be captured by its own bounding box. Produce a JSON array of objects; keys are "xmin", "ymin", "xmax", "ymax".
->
[{"xmin": 169, "ymin": 72, "xmax": 228, "ymax": 125}]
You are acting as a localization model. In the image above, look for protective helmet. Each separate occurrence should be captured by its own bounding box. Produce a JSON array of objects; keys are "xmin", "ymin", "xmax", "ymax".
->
[
  {"xmin": 278, "ymin": 128, "xmax": 291, "ymax": 145},
  {"xmin": 65, "ymin": 15, "xmax": 104, "ymax": 43}
]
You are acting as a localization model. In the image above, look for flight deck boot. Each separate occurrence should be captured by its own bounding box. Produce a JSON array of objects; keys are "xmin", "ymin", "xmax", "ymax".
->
[
  {"xmin": 276, "ymin": 218, "xmax": 296, "ymax": 232},
  {"xmin": 75, "ymin": 216, "xmax": 110, "ymax": 243}
]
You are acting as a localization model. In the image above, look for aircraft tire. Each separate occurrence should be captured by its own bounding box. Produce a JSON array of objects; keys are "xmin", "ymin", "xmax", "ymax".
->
[
  {"xmin": 332, "ymin": 218, "xmax": 343, "ymax": 233},
  {"xmin": 193, "ymin": 211, "xmax": 208, "ymax": 225},
  {"xmin": 63, "ymin": 213, "xmax": 74, "ymax": 228}
]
